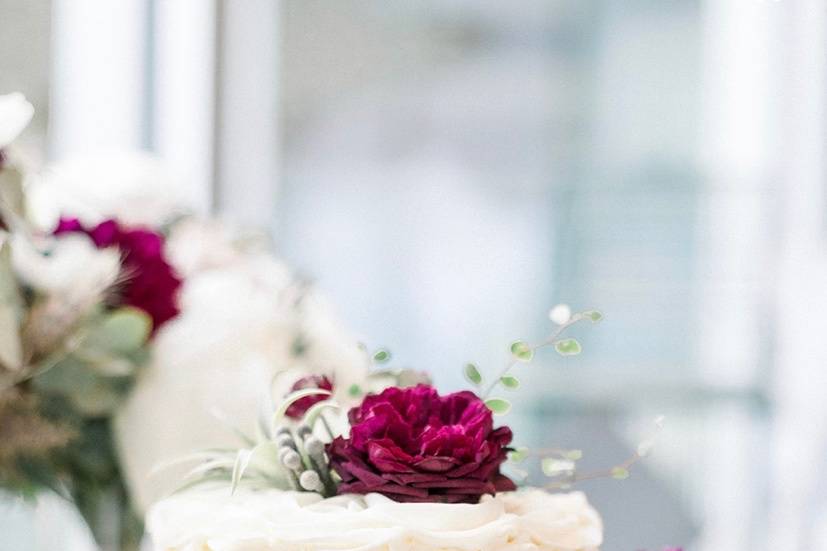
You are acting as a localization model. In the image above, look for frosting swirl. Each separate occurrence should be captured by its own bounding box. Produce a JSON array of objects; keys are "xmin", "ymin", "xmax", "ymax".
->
[{"xmin": 147, "ymin": 487, "xmax": 602, "ymax": 551}]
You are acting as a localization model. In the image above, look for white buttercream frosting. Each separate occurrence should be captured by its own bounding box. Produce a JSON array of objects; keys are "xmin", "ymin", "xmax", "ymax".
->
[{"xmin": 147, "ymin": 487, "xmax": 602, "ymax": 551}]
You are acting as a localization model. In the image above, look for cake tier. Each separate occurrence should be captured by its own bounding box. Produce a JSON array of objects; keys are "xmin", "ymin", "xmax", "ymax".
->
[{"xmin": 147, "ymin": 486, "xmax": 602, "ymax": 551}]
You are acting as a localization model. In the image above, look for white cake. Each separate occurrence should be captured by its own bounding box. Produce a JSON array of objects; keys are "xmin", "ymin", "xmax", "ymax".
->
[{"xmin": 147, "ymin": 486, "xmax": 603, "ymax": 551}]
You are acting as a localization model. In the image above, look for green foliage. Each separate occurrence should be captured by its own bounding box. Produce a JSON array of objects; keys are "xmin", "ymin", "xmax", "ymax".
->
[
  {"xmin": 583, "ymin": 310, "xmax": 604, "ymax": 323},
  {"xmin": 84, "ymin": 307, "xmax": 152, "ymax": 354},
  {"xmin": 372, "ymin": 349, "xmax": 391, "ymax": 363},
  {"xmin": 484, "ymin": 398, "xmax": 511, "ymax": 415},
  {"xmin": 464, "ymin": 363, "xmax": 482, "ymax": 386},
  {"xmin": 554, "ymin": 338, "xmax": 582, "ymax": 356},
  {"xmin": 611, "ymin": 466, "xmax": 630, "ymax": 480},
  {"xmin": 509, "ymin": 341, "xmax": 533, "ymax": 362},
  {"xmin": 500, "ymin": 375, "xmax": 519, "ymax": 389}
]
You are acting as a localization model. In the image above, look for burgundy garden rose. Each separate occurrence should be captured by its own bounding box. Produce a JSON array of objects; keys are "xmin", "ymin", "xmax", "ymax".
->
[
  {"xmin": 284, "ymin": 375, "xmax": 334, "ymax": 419},
  {"xmin": 327, "ymin": 384, "xmax": 516, "ymax": 503},
  {"xmin": 54, "ymin": 217, "xmax": 182, "ymax": 331}
]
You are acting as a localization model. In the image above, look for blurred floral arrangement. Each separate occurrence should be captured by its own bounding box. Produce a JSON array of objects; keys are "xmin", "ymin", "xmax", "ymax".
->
[{"xmin": 0, "ymin": 93, "xmax": 367, "ymax": 550}]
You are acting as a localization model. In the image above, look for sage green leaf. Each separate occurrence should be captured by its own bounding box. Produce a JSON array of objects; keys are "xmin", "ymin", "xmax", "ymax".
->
[
  {"xmin": 85, "ymin": 307, "xmax": 152, "ymax": 354},
  {"xmin": 510, "ymin": 341, "xmax": 533, "ymax": 362},
  {"xmin": 554, "ymin": 338, "xmax": 582, "ymax": 356},
  {"xmin": 611, "ymin": 466, "xmax": 630, "ymax": 480},
  {"xmin": 372, "ymin": 349, "xmax": 391, "ymax": 363},
  {"xmin": 464, "ymin": 363, "xmax": 482, "ymax": 386},
  {"xmin": 583, "ymin": 310, "xmax": 603, "ymax": 323},
  {"xmin": 33, "ymin": 356, "xmax": 123, "ymax": 416},
  {"xmin": 348, "ymin": 383, "xmax": 362, "ymax": 397},
  {"xmin": 485, "ymin": 398, "xmax": 511, "ymax": 415},
  {"xmin": 500, "ymin": 375, "xmax": 519, "ymax": 389},
  {"xmin": 564, "ymin": 449, "xmax": 583, "ymax": 461}
]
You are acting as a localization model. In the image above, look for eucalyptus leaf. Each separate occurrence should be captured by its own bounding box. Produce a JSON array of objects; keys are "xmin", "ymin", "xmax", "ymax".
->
[
  {"xmin": 348, "ymin": 384, "xmax": 362, "ymax": 397},
  {"xmin": 564, "ymin": 449, "xmax": 583, "ymax": 461},
  {"xmin": 500, "ymin": 375, "xmax": 519, "ymax": 389},
  {"xmin": 611, "ymin": 466, "xmax": 630, "ymax": 480},
  {"xmin": 509, "ymin": 341, "xmax": 533, "ymax": 362},
  {"xmin": 33, "ymin": 356, "xmax": 124, "ymax": 416},
  {"xmin": 372, "ymin": 349, "xmax": 391, "ymax": 363},
  {"xmin": 554, "ymin": 338, "xmax": 582, "ymax": 356},
  {"xmin": 583, "ymin": 310, "xmax": 603, "ymax": 323},
  {"xmin": 484, "ymin": 398, "xmax": 511, "ymax": 415},
  {"xmin": 84, "ymin": 307, "xmax": 152, "ymax": 354},
  {"xmin": 464, "ymin": 363, "xmax": 482, "ymax": 386}
]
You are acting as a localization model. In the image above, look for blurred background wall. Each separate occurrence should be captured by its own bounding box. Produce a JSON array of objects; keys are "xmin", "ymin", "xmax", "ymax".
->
[{"xmin": 2, "ymin": 1, "xmax": 827, "ymax": 550}]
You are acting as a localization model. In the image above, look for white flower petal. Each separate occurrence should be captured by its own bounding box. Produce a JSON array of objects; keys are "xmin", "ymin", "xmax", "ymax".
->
[{"xmin": 0, "ymin": 93, "xmax": 34, "ymax": 149}]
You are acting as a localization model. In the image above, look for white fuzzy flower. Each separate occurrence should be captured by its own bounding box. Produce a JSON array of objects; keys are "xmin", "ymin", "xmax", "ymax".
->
[
  {"xmin": 0, "ymin": 92, "xmax": 34, "ymax": 149},
  {"xmin": 27, "ymin": 151, "xmax": 194, "ymax": 229},
  {"xmin": 549, "ymin": 304, "xmax": 572, "ymax": 325},
  {"xmin": 11, "ymin": 233, "xmax": 121, "ymax": 302}
]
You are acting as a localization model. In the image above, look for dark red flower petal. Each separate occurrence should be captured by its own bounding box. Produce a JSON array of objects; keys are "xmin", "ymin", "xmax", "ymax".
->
[
  {"xmin": 326, "ymin": 384, "xmax": 515, "ymax": 504},
  {"xmin": 54, "ymin": 217, "xmax": 182, "ymax": 332},
  {"xmin": 284, "ymin": 375, "xmax": 333, "ymax": 419}
]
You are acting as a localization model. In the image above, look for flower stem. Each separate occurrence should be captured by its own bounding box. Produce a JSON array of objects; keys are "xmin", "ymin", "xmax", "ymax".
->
[{"xmin": 482, "ymin": 313, "xmax": 584, "ymax": 399}]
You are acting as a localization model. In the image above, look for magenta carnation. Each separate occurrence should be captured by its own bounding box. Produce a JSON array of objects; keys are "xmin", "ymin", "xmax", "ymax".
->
[
  {"xmin": 327, "ymin": 384, "xmax": 516, "ymax": 503},
  {"xmin": 54, "ymin": 217, "xmax": 182, "ymax": 332},
  {"xmin": 284, "ymin": 375, "xmax": 334, "ymax": 419}
]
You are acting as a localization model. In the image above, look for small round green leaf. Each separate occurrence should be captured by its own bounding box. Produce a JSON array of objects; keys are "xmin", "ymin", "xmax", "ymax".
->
[
  {"xmin": 372, "ymin": 349, "xmax": 392, "ymax": 363},
  {"xmin": 464, "ymin": 363, "xmax": 483, "ymax": 386},
  {"xmin": 542, "ymin": 458, "xmax": 575, "ymax": 477},
  {"xmin": 554, "ymin": 338, "xmax": 582, "ymax": 356},
  {"xmin": 348, "ymin": 384, "xmax": 363, "ymax": 397},
  {"xmin": 564, "ymin": 449, "xmax": 583, "ymax": 461},
  {"xmin": 510, "ymin": 341, "xmax": 533, "ymax": 362},
  {"xmin": 508, "ymin": 447, "xmax": 529, "ymax": 463},
  {"xmin": 583, "ymin": 310, "xmax": 603, "ymax": 323},
  {"xmin": 83, "ymin": 307, "xmax": 152, "ymax": 354},
  {"xmin": 485, "ymin": 398, "xmax": 512, "ymax": 415},
  {"xmin": 611, "ymin": 466, "xmax": 630, "ymax": 480},
  {"xmin": 500, "ymin": 375, "xmax": 520, "ymax": 389}
]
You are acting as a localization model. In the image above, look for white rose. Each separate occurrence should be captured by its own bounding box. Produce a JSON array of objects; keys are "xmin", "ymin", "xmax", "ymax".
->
[
  {"xmin": 0, "ymin": 92, "xmax": 34, "ymax": 149},
  {"xmin": 146, "ymin": 487, "xmax": 603, "ymax": 551}
]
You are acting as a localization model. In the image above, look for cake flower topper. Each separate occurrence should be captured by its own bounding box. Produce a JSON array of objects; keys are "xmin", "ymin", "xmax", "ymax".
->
[{"xmin": 165, "ymin": 305, "xmax": 663, "ymax": 504}]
